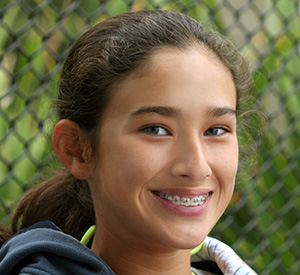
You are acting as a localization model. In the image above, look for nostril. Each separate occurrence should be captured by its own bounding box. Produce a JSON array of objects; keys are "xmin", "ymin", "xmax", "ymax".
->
[{"xmin": 179, "ymin": 172, "xmax": 211, "ymax": 182}]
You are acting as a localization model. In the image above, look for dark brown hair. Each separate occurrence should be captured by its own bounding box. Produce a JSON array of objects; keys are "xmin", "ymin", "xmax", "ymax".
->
[{"xmin": 1, "ymin": 9, "xmax": 253, "ymax": 245}]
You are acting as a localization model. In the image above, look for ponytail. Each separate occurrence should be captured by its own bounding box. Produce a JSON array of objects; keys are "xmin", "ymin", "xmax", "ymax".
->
[
  {"xmin": 0, "ymin": 224, "xmax": 12, "ymax": 247},
  {"xmin": 0, "ymin": 167, "xmax": 95, "ymax": 247}
]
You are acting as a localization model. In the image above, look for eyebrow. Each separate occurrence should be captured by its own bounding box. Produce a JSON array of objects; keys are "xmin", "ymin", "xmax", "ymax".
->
[
  {"xmin": 207, "ymin": 106, "xmax": 237, "ymax": 117},
  {"xmin": 130, "ymin": 106, "xmax": 180, "ymax": 118},
  {"xmin": 129, "ymin": 105, "xmax": 236, "ymax": 118}
]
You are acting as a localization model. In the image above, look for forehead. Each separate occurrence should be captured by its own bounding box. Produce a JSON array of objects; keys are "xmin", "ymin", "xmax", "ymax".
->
[
  {"xmin": 104, "ymin": 47, "xmax": 236, "ymax": 119},
  {"xmin": 134, "ymin": 46, "xmax": 232, "ymax": 80}
]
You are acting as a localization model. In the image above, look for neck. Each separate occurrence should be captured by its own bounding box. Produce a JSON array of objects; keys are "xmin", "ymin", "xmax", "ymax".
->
[{"xmin": 91, "ymin": 225, "xmax": 192, "ymax": 275}]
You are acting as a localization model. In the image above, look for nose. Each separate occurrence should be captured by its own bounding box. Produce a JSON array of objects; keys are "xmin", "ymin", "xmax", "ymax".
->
[{"xmin": 170, "ymin": 136, "xmax": 212, "ymax": 183}]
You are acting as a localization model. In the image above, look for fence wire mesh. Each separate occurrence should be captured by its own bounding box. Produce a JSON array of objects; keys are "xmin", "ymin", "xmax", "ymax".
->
[{"xmin": 0, "ymin": 0, "xmax": 299, "ymax": 274}]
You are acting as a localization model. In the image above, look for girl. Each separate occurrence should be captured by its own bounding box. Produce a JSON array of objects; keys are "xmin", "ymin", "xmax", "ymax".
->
[{"xmin": 0, "ymin": 9, "xmax": 257, "ymax": 274}]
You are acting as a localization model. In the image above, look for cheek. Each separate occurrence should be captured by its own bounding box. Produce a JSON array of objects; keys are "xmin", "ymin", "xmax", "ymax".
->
[
  {"xmin": 221, "ymin": 144, "xmax": 238, "ymax": 202},
  {"xmin": 211, "ymin": 140, "xmax": 239, "ymax": 187},
  {"xmin": 97, "ymin": 137, "xmax": 165, "ymax": 197},
  {"xmin": 209, "ymin": 142, "xmax": 238, "ymax": 219}
]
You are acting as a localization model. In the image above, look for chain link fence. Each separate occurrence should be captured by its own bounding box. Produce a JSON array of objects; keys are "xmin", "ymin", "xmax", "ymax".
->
[{"xmin": 0, "ymin": 0, "xmax": 299, "ymax": 274}]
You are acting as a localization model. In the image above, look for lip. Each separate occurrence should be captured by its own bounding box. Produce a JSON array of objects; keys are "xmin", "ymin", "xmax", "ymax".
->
[
  {"xmin": 152, "ymin": 189, "xmax": 212, "ymax": 217},
  {"xmin": 152, "ymin": 189, "xmax": 212, "ymax": 197}
]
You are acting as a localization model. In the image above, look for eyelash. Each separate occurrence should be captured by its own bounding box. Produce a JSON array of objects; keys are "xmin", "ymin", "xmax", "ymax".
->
[{"xmin": 141, "ymin": 125, "xmax": 230, "ymax": 137}]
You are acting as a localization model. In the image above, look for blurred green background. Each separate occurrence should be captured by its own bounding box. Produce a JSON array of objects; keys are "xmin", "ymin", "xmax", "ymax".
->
[{"xmin": 0, "ymin": 0, "xmax": 299, "ymax": 274}]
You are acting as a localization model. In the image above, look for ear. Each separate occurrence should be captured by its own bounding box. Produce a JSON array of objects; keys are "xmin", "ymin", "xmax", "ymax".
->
[{"xmin": 52, "ymin": 119, "xmax": 92, "ymax": 180}]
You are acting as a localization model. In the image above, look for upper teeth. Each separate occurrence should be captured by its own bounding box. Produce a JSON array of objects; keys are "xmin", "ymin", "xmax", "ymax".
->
[{"xmin": 155, "ymin": 192, "xmax": 209, "ymax": 207}]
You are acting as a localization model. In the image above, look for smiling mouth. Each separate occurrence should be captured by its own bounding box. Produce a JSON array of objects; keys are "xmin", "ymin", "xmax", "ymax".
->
[{"xmin": 152, "ymin": 191, "xmax": 210, "ymax": 207}]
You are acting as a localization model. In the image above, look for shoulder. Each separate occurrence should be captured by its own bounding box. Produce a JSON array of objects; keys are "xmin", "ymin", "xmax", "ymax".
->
[{"xmin": 0, "ymin": 221, "xmax": 115, "ymax": 275}]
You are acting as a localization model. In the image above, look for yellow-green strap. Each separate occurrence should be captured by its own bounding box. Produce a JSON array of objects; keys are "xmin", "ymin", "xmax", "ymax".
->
[
  {"xmin": 190, "ymin": 241, "xmax": 204, "ymax": 256},
  {"xmin": 80, "ymin": 225, "xmax": 96, "ymax": 246}
]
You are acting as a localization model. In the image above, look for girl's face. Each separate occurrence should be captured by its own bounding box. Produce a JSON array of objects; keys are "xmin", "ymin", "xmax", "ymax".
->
[{"xmin": 89, "ymin": 47, "xmax": 238, "ymax": 251}]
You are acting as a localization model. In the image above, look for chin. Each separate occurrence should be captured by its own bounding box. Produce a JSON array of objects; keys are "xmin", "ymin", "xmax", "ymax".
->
[{"xmin": 161, "ymin": 227, "xmax": 210, "ymax": 250}]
